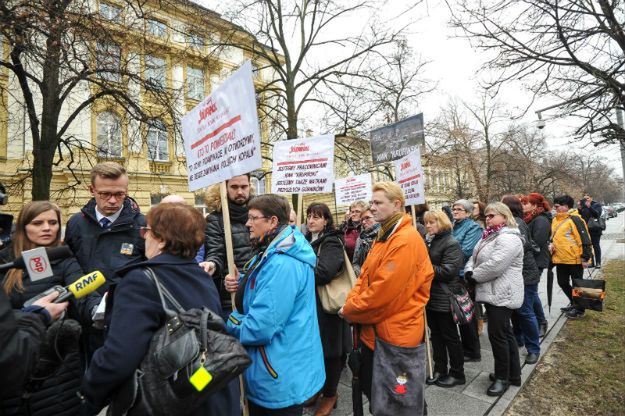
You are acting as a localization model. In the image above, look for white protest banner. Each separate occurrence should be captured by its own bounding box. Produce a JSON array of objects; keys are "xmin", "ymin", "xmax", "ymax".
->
[
  {"xmin": 394, "ymin": 148, "xmax": 426, "ymax": 205},
  {"xmin": 335, "ymin": 173, "xmax": 373, "ymax": 206},
  {"xmin": 182, "ymin": 61, "xmax": 262, "ymax": 191},
  {"xmin": 272, "ymin": 135, "xmax": 335, "ymax": 194}
]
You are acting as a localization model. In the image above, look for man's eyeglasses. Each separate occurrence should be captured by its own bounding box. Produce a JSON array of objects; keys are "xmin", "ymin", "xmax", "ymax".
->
[
  {"xmin": 95, "ymin": 191, "xmax": 126, "ymax": 200},
  {"xmin": 247, "ymin": 215, "xmax": 269, "ymax": 222},
  {"xmin": 138, "ymin": 226, "xmax": 151, "ymax": 239}
]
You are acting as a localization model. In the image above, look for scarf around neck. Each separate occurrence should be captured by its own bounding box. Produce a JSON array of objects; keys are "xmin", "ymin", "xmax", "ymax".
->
[
  {"xmin": 227, "ymin": 199, "xmax": 249, "ymax": 224},
  {"xmin": 523, "ymin": 206, "xmax": 545, "ymax": 224},
  {"xmin": 482, "ymin": 223, "xmax": 506, "ymax": 239},
  {"xmin": 377, "ymin": 212, "xmax": 403, "ymax": 241}
]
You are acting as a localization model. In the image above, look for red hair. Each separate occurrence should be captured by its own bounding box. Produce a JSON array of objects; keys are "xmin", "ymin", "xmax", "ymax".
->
[{"xmin": 527, "ymin": 193, "xmax": 551, "ymax": 211}]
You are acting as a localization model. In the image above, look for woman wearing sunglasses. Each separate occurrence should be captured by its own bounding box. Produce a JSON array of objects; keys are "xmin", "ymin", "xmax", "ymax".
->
[{"xmin": 464, "ymin": 202, "xmax": 524, "ymax": 397}]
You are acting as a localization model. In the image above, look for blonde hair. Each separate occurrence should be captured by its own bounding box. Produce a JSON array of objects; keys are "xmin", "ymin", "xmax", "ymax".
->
[
  {"xmin": 350, "ymin": 200, "xmax": 369, "ymax": 211},
  {"xmin": 485, "ymin": 202, "xmax": 518, "ymax": 228},
  {"xmin": 90, "ymin": 161, "xmax": 127, "ymax": 185},
  {"xmin": 3, "ymin": 201, "xmax": 62, "ymax": 294},
  {"xmin": 372, "ymin": 182, "xmax": 405, "ymax": 207},
  {"xmin": 423, "ymin": 210, "xmax": 452, "ymax": 232}
]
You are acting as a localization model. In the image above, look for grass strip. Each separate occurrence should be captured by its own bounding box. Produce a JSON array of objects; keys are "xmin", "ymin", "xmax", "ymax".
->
[{"xmin": 506, "ymin": 260, "xmax": 625, "ymax": 416}]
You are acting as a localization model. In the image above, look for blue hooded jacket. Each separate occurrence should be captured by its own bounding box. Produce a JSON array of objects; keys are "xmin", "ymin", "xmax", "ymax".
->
[
  {"xmin": 226, "ymin": 225, "xmax": 325, "ymax": 409},
  {"xmin": 452, "ymin": 218, "xmax": 483, "ymax": 277}
]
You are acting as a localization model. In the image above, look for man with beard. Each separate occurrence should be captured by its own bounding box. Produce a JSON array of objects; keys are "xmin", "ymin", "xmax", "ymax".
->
[{"xmin": 200, "ymin": 174, "xmax": 254, "ymax": 319}]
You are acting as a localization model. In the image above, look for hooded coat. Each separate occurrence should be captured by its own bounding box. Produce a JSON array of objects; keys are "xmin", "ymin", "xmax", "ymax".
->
[
  {"xmin": 551, "ymin": 209, "xmax": 593, "ymax": 265},
  {"xmin": 226, "ymin": 226, "xmax": 325, "ymax": 409},
  {"xmin": 465, "ymin": 227, "xmax": 524, "ymax": 309},
  {"xmin": 343, "ymin": 214, "xmax": 434, "ymax": 350}
]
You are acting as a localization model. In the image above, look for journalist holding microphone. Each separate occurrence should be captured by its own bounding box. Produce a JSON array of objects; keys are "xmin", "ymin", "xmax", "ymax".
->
[{"xmin": 0, "ymin": 201, "xmax": 89, "ymax": 416}]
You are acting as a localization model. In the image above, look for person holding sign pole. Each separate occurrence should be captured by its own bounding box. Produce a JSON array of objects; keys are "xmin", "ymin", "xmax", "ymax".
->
[
  {"xmin": 340, "ymin": 182, "xmax": 433, "ymax": 416},
  {"xmin": 224, "ymin": 195, "xmax": 325, "ymax": 416},
  {"xmin": 200, "ymin": 175, "xmax": 254, "ymax": 319},
  {"xmin": 305, "ymin": 203, "xmax": 351, "ymax": 415}
]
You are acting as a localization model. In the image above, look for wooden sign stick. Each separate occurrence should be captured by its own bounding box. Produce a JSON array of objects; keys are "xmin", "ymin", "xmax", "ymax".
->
[
  {"xmin": 411, "ymin": 204, "xmax": 434, "ymax": 379},
  {"xmin": 296, "ymin": 193, "xmax": 303, "ymax": 227},
  {"xmin": 219, "ymin": 181, "xmax": 249, "ymax": 416}
]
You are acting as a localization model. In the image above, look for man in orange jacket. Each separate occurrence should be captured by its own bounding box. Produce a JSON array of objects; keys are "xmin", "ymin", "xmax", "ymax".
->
[{"xmin": 340, "ymin": 182, "xmax": 433, "ymax": 415}]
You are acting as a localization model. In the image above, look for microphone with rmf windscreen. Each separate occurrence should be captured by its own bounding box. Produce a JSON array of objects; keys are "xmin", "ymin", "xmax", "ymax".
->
[{"xmin": 23, "ymin": 271, "xmax": 106, "ymax": 307}]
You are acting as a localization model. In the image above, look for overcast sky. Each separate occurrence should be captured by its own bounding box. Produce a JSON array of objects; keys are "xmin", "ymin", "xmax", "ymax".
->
[{"xmin": 196, "ymin": 0, "xmax": 623, "ymax": 174}]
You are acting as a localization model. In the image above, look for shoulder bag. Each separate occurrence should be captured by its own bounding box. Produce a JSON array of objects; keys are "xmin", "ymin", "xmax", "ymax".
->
[
  {"xmin": 440, "ymin": 282, "xmax": 475, "ymax": 326},
  {"xmin": 365, "ymin": 269, "xmax": 426, "ymax": 415},
  {"xmin": 587, "ymin": 217, "xmax": 606, "ymax": 232},
  {"xmin": 316, "ymin": 241, "xmax": 357, "ymax": 314},
  {"xmin": 108, "ymin": 267, "xmax": 251, "ymax": 416}
]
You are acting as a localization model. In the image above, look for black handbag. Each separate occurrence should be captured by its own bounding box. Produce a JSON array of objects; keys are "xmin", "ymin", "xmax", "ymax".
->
[
  {"xmin": 572, "ymin": 269, "xmax": 606, "ymax": 312},
  {"xmin": 587, "ymin": 217, "xmax": 606, "ymax": 232},
  {"xmin": 108, "ymin": 268, "xmax": 251, "ymax": 416},
  {"xmin": 440, "ymin": 282, "xmax": 475, "ymax": 326}
]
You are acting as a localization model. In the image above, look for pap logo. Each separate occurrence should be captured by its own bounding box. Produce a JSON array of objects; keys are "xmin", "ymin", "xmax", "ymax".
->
[{"xmin": 29, "ymin": 256, "xmax": 48, "ymax": 273}]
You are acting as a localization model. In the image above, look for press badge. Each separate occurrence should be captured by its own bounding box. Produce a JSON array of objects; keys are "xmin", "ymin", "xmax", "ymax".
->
[{"xmin": 120, "ymin": 243, "xmax": 134, "ymax": 256}]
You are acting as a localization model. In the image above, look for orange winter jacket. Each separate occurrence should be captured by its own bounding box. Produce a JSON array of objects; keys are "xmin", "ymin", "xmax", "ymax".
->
[{"xmin": 342, "ymin": 214, "xmax": 434, "ymax": 350}]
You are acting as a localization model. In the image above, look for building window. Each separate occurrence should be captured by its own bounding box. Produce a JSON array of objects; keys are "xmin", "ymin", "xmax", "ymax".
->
[
  {"xmin": 96, "ymin": 42, "xmax": 121, "ymax": 82},
  {"xmin": 150, "ymin": 194, "xmax": 164, "ymax": 206},
  {"xmin": 145, "ymin": 55, "xmax": 166, "ymax": 90},
  {"xmin": 147, "ymin": 19, "xmax": 166, "ymax": 38},
  {"xmin": 187, "ymin": 67, "xmax": 204, "ymax": 100},
  {"xmin": 99, "ymin": 2, "xmax": 122, "ymax": 23},
  {"xmin": 194, "ymin": 194, "xmax": 208, "ymax": 216},
  {"xmin": 250, "ymin": 176, "xmax": 265, "ymax": 195},
  {"xmin": 147, "ymin": 119, "xmax": 168, "ymax": 161},
  {"xmin": 96, "ymin": 111, "xmax": 123, "ymax": 158},
  {"xmin": 187, "ymin": 33, "xmax": 204, "ymax": 50}
]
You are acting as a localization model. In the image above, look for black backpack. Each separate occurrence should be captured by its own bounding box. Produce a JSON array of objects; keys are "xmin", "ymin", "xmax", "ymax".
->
[{"xmin": 108, "ymin": 267, "xmax": 251, "ymax": 416}]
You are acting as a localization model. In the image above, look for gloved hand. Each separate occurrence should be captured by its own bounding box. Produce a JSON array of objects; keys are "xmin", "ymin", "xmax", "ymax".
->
[
  {"xmin": 464, "ymin": 271, "xmax": 477, "ymax": 286},
  {"xmin": 33, "ymin": 319, "xmax": 82, "ymax": 378}
]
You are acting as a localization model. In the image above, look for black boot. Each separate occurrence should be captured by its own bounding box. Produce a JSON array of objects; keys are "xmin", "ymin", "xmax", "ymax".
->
[
  {"xmin": 489, "ymin": 372, "xmax": 521, "ymax": 386},
  {"xmin": 487, "ymin": 378, "xmax": 509, "ymax": 396},
  {"xmin": 426, "ymin": 371, "xmax": 443, "ymax": 385}
]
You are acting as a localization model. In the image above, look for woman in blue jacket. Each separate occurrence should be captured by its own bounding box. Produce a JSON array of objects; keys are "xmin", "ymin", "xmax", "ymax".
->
[
  {"xmin": 225, "ymin": 194, "xmax": 325, "ymax": 416},
  {"xmin": 451, "ymin": 199, "xmax": 483, "ymax": 362}
]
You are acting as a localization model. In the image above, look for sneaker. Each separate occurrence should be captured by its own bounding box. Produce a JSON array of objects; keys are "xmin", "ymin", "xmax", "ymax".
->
[
  {"xmin": 596, "ymin": 264, "xmax": 601, "ymax": 269},
  {"xmin": 566, "ymin": 308, "xmax": 585, "ymax": 319}
]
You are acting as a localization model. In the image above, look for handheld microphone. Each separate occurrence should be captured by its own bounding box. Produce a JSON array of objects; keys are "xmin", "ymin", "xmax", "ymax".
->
[
  {"xmin": 0, "ymin": 246, "xmax": 73, "ymax": 272},
  {"xmin": 23, "ymin": 271, "xmax": 106, "ymax": 307}
]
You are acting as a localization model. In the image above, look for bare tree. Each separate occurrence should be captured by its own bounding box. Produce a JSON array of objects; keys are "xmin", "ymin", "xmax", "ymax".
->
[
  {"xmin": 448, "ymin": 0, "xmax": 625, "ymax": 145},
  {"xmin": 218, "ymin": 0, "xmax": 414, "ymax": 141},
  {"xmin": 0, "ymin": 0, "xmax": 222, "ymax": 200}
]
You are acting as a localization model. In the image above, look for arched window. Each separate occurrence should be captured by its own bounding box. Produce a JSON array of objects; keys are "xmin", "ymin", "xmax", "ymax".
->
[
  {"xmin": 96, "ymin": 111, "xmax": 122, "ymax": 158},
  {"xmin": 147, "ymin": 119, "xmax": 168, "ymax": 161}
]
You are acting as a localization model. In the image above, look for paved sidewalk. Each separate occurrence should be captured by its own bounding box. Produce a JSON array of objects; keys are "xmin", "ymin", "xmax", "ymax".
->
[{"xmin": 308, "ymin": 212, "xmax": 625, "ymax": 416}]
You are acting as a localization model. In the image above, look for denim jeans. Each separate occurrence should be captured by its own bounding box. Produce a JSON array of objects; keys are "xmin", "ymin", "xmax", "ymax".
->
[{"xmin": 512, "ymin": 284, "xmax": 541, "ymax": 354}]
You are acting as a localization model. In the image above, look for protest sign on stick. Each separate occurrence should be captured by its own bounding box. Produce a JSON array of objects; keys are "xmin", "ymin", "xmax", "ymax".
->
[
  {"xmin": 335, "ymin": 173, "xmax": 373, "ymax": 206},
  {"xmin": 182, "ymin": 60, "xmax": 262, "ymax": 192},
  {"xmin": 182, "ymin": 61, "xmax": 260, "ymax": 416},
  {"xmin": 394, "ymin": 149, "xmax": 426, "ymax": 206}
]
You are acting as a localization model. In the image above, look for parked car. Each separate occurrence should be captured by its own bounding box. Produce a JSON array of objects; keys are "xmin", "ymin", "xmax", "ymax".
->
[{"xmin": 604, "ymin": 206, "xmax": 617, "ymax": 219}]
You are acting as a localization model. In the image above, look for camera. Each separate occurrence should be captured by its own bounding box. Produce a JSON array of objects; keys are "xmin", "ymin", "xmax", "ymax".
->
[{"xmin": 536, "ymin": 119, "xmax": 546, "ymax": 130}]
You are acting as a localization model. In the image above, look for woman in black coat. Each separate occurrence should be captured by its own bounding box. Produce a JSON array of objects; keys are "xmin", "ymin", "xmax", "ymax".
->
[
  {"xmin": 81, "ymin": 203, "xmax": 236, "ymax": 416},
  {"xmin": 521, "ymin": 193, "xmax": 552, "ymax": 336},
  {"xmin": 502, "ymin": 195, "xmax": 541, "ymax": 365},
  {"xmin": 0, "ymin": 201, "xmax": 87, "ymax": 416},
  {"xmin": 305, "ymin": 203, "xmax": 351, "ymax": 416},
  {"xmin": 423, "ymin": 210, "xmax": 465, "ymax": 388}
]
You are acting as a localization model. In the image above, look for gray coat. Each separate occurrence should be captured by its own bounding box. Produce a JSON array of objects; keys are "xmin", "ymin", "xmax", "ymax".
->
[{"xmin": 465, "ymin": 227, "xmax": 524, "ymax": 309}]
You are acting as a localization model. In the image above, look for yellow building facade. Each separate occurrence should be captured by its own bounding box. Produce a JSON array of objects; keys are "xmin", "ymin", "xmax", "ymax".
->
[{"xmin": 0, "ymin": 0, "xmax": 274, "ymax": 219}]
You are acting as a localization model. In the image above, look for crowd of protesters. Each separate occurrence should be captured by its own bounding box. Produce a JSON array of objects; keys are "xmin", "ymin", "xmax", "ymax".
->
[{"xmin": 0, "ymin": 160, "xmax": 606, "ymax": 416}]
